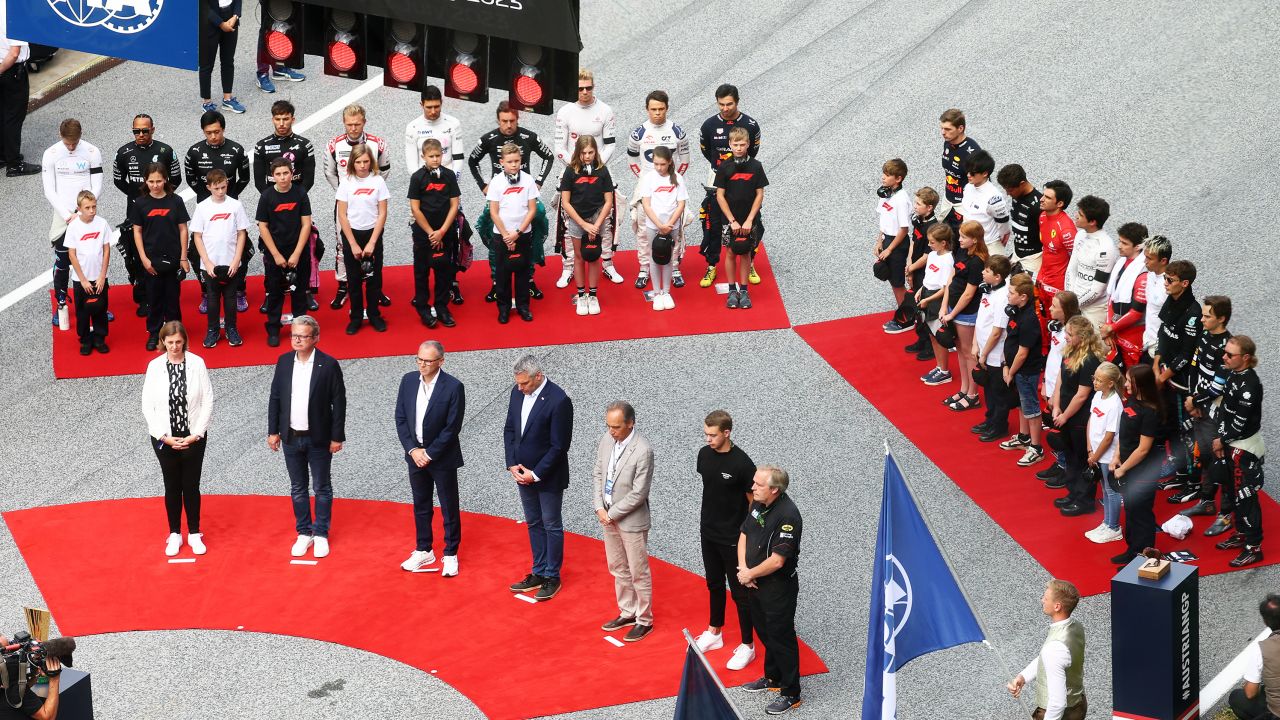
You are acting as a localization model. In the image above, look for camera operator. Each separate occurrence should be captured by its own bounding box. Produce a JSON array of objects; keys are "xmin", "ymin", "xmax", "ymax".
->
[{"xmin": 0, "ymin": 635, "xmax": 61, "ymax": 720}]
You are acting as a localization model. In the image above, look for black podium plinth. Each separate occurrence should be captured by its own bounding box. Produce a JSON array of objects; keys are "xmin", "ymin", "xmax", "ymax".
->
[
  {"xmin": 1112, "ymin": 559, "xmax": 1199, "ymax": 720},
  {"xmin": 33, "ymin": 667, "xmax": 93, "ymax": 719}
]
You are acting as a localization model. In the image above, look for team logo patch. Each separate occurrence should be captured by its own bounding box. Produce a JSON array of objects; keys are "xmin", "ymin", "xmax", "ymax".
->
[
  {"xmin": 780, "ymin": 524, "xmax": 793, "ymax": 531},
  {"xmin": 81, "ymin": 231, "xmax": 101, "ymax": 241},
  {"xmin": 353, "ymin": 187, "xmax": 375, "ymax": 196},
  {"xmin": 503, "ymin": 186, "xmax": 524, "ymax": 195},
  {"xmin": 1092, "ymin": 407, "xmax": 1105, "ymax": 417},
  {"xmin": 575, "ymin": 176, "xmax": 599, "ymax": 184}
]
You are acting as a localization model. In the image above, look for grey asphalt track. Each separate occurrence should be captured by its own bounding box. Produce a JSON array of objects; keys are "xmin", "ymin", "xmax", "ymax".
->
[{"xmin": 0, "ymin": 0, "xmax": 1277, "ymax": 718}]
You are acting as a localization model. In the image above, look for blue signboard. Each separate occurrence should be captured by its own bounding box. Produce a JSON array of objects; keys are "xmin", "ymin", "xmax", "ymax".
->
[{"xmin": 7, "ymin": 0, "xmax": 198, "ymax": 71}]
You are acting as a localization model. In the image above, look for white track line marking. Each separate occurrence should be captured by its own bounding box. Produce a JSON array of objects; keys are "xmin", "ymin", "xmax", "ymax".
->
[{"xmin": 1200, "ymin": 628, "xmax": 1269, "ymax": 712}]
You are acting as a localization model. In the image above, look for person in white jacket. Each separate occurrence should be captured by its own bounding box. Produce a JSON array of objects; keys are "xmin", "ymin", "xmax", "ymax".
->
[
  {"xmin": 403, "ymin": 85, "xmax": 464, "ymax": 176},
  {"xmin": 1064, "ymin": 195, "xmax": 1117, "ymax": 326},
  {"xmin": 42, "ymin": 118, "xmax": 103, "ymax": 322},
  {"xmin": 141, "ymin": 321, "xmax": 214, "ymax": 558}
]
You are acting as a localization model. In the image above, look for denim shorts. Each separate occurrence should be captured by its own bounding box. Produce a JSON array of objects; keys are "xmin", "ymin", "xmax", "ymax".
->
[
  {"xmin": 953, "ymin": 311, "xmax": 978, "ymax": 326},
  {"xmin": 1013, "ymin": 372, "xmax": 1042, "ymax": 418}
]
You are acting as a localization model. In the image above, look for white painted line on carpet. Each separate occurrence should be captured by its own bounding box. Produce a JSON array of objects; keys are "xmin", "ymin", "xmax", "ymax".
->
[
  {"xmin": 1200, "ymin": 628, "xmax": 1269, "ymax": 712},
  {"xmin": 0, "ymin": 73, "xmax": 386, "ymax": 314},
  {"xmin": 290, "ymin": 559, "xmax": 319, "ymax": 565},
  {"xmin": 514, "ymin": 593, "xmax": 537, "ymax": 604},
  {"xmin": 167, "ymin": 558, "xmax": 196, "ymax": 564},
  {"xmin": 604, "ymin": 636, "xmax": 624, "ymax": 648}
]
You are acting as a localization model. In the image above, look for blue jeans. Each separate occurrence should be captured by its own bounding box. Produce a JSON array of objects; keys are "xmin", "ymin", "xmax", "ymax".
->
[
  {"xmin": 1099, "ymin": 465, "xmax": 1122, "ymax": 529},
  {"xmin": 283, "ymin": 435, "xmax": 333, "ymax": 537},
  {"xmin": 518, "ymin": 484, "xmax": 564, "ymax": 579},
  {"xmin": 1013, "ymin": 372, "xmax": 1041, "ymax": 418}
]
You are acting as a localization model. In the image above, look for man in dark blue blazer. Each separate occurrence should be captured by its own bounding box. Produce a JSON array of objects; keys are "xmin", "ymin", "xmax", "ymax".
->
[
  {"xmin": 504, "ymin": 355, "xmax": 574, "ymax": 601},
  {"xmin": 267, "ymin": 316, "xmax": 346, "ymax": 559},
  {"xmin": 394, "ymin": 340, "xmax": 466, "ymax": 576}
]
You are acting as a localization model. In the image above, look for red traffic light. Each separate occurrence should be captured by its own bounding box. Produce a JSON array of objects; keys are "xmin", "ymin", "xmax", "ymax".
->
[
  {"xmin": 507, "ymin": 43, "xmax": 552, "ymax": 114},
  {"xmin": 328, "ymin": 40, "xmax": 357, "ymax": 73},
  {"xmin": 514, "ymin": 73, "xmax": 543, "ymax": 107},
  {"xmin": 384, "ymin": 20, "xmax": 425, "ymax": 91},
  {"xmin": 267, "ymin": 30, "xmax": 294, "ymax": 62},
  {"xmin": 389, "ymin": 52, "xmax": 417, "ymax": 84},
  {"xmin": 450, "ymin": 64, "xmax": 480, "ymax": 95},
  {"xmin": 260, "ymin": 0, "xmax": 302, "ymax": 68},
  {"xmin": 444, "ymin": 31, "xmax": 488, "ymax": 102}
]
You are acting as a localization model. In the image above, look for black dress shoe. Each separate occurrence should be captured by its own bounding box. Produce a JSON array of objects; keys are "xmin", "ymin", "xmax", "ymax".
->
[
  {"xmin": 266, "ymin": 330, "xmax": 280, "ymax": 347},
  {"xmin": 345, "ymin": 319, "xmax": 361, "ymax": 335},
  {"xmin": 497, "ymin": 309, "xmax": 509, "ymax": 324},
  {"xmin": 1059, "ymin": 502, "xmax": 1095, "ymax": 517},
  {"xmin": 601, "ymin": 616, "xmax": 637, "ymax": 632},
  {"xmin": 623, "ymin": 624, "xmax": 654, "ymax": 642},
  {"xmin": 1216, "ymin": 533, "xmax": 1247, "ymax": 550},
  {"xmin": 970, "ymin": 422, "xmax": 991, "ymax": 435},
  {"xmin": 979, "ymin": 428, "xmax": 1007, "ymax": 443},
  {"xmin": 1054, "ymin": 496, "xmax": 1074, "ymax": 508},
  {"xmin": 421, "ymin": 312, "xmax": 438, "ymax": 329},
  {"xmin": 1180, "ymin": 500, "xmax": 1215, "ymax": 517},
  {"xmin": 485, "ymin": 285, "xmax": 498, "ymax": 303},
  {"xmin": 1230, "ymin": 546, "xmax": 1264, "ymax": 567},
  {"xmin": 436, "ymin": 307, "xmax": 456, "ymax": 327},
  {"xmin": 1044, "ymin": 476, "xmax": 1068, "ymax": 489},
  {"xmin": 94, "ymin": 340, "xmax": 110, "ymax": 353},
  {"xmin": 378, "ymin": 294, "xmax": 392, "ymax": 307},
  {"xmin": 369, "ymin": 316, "xmax": 388, "ymax": 332},
  {"xmin": 905, "ymin": 340, "xmax": 924, "ymax": 354},
  {"xmin": 1036, "ymin": 464, "xmax": 1064, "ymax": 482},
  {"xmin": 79, "ymin": 343, "xmax": 92, "ymax": 356},
  {"xmin": 450, "ymin": 282, "xmax": 464, "ymax": 305},
  {"xmin": 1110, "ymin": 550, "xmax": 1137, "ymax": 565},
  {"xmin": 146, "ymin": 333, "xmax": 159, "ymax": 351},
  {"xmin": 258, "ymin": 300, "xmax": 268, "ymax": 314},
  {"xmin": 915, "ymin": 348, "xmax": 935, "ymax": 361},
  {"xmin": 517, "ymin": 308, "xmax": 533, "ymax": 322},
  {"xmin": 6, "ymin": 161, "xmax": 40, "ymax": 177}
]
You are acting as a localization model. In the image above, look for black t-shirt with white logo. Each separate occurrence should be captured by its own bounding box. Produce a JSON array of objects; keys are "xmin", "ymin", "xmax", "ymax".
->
[
  {"xmin": 255, "ymin": 184, "xmax": 312, "ymax": 254},
  {"xmin": 1009, "ymin": 188, "xmax": 1043, "ymax": 257},
  {"xmin": 714, "ymin": 157, "xmax": 769, "ymax": 222},
  {"xmin": 558, "ymin": 165, "xmax": 616, "ymax": 220},
  {"xmin": 128, "ymin": 192, "xmax": 190, "ymax": 260},
  {"xmin": 696, "ymin": 444, "xmax": 756, "ymax": 546},
  {"xmin": 1003, "ymin": 301, "xmax": 1044, "ymax": 374},
  {"xmin": 407, "ymin": 165, "xmax": 461, "ymax": 221}
]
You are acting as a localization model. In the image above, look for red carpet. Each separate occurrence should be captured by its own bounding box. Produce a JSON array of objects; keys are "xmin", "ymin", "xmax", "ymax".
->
[
  {"xmin": 51, "ymin": 249, "xmax": 790, "ymax": 379},
  {"xmin": 795, "ymin": 312, "xmax": 1280, "ymax": 597},
  {"xmin": 3, "ymin": 496, "xmax": 826, "ymax": 718}
]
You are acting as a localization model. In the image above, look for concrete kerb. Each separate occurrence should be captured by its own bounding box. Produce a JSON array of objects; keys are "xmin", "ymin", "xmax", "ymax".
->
[{"xmin": 27, "ymin": 55, "xmax": 124, "ymax": 114}]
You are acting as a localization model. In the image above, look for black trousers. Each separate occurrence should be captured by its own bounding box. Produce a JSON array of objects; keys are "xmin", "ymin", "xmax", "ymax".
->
[
  {"xmin": 700, "ymin": 535, "xmax": 753, "ymax": 644},
  {"xmin": 1121, "ymin": 457, "xmax": 1162, "ymax": 554},
  {"xmin": 700, "ymin": 189, "xmax": 723, "ymax": 266},
  {"xmin": 153, "ymin": 436, "xmax": 206, "ymax": 534},
  {"xmin": 1163, "ymin": 385, "xmax": 1194, "ymax": 478},
  {"xmin": 0, "ymin": 63, "xmax": 29, "ymax": 165},
  {"xmin": 1229, "ymin": 687, "xmax": 1279, "ymax": 720},
  {"xmin": 1213, "ymin": 447, "xmax": 1265, "ymax": 547},
  {"xmin": 412, "ymin": 223, "xmax": 457, "ymax": 315},
  {"xmin": 494, "ymin": 231, "xmax": 532, "ymax": 313},
  {"xmin": 749, "ymin": 573, "xmax": 800, "ymax": 697},
  {"xmin": 1061, "ymin": 423, "xmax": 1093, "ymax": 506},
  {"xmin": 1193, "ymin": 417, "xmax": 1232, "ymax": 511},
  {"xmin": 145, "ymin": 271, "xmax": 183, "ymax": 334},
  {"xmin": 263, "ymin": 259, "xmax": 308, "ymax": 331},
  {"xmin": 408, "ymin": 464, "xmax": 461, "ymax": 555},
  {"xmin": 341, "ymin": 229, "xmax": 383, "ymax": 321},
  {"xmin": 198, "ymin": 12, "xmax": 238, "ymax": 98},
  {"xmin": 980, "ymin": 369, "xmax": 1014, "ymax": 433},
  {"xmin": 72, "ymin": 282, "xmax": 109, "ymax": 344},
  {"xmin": 204, "ymin": 274, "xmax": 238, "ymax": 333},
  {"xmin": 52, "ymin": 240, "xmax": 70, "ymax": 300}
]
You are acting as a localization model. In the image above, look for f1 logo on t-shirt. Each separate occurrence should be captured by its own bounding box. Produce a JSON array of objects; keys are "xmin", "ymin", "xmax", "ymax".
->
[
  {"xmin": 1092, "ymin": 407, "xmax": 1106, "ymax": 417},
  {"xmin": 147, "ymin": 208, "xmax": 170, "ymax": 217},
  {"xmin": 881, "ymin": 201, "xmax": 893, "ymax": 212},
  {"xmin": 209, "ymin": 213, "xmax": 231, "ymax": 222},
  {"xmin": 503, "ymin": 186, "xmax": 525, "ymax": 195},
  {"xmin": 575, "ymin": 176, "xmax": 599, "ymax": 184},
  {"xmin": 928, "ymin": 263, "xmax": 939, "ymax": 272},
  {"xmin": 424, "ymin": 183, "xmax": 446, "ymax": 192},
  {"xmin": 729, "ymin": 172, "xmax": 754, "ymax": 181},
  {"xmin": 274, "ymin": 202, "xmax": 297, "ymax": 211},
  {"xmin": 81, "ymin": 231, "xmax": 101, "ymax": 241},
  {"xmin": 655, "ymin": 185, "xmax": 675, "ymax": 193},
  {"xmin": 353, "ymin": 188, "xmax": 375, "ymax": 196}
]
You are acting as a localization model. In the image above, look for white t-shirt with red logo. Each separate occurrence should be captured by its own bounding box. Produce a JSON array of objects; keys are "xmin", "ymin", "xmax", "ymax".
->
[
  {"xmin": 65, "ymin": 216, "xmax": 112, "ymax": 282},
  {"xmin": 877, "ymin": 187, "xmax": 911, "ymax": 237},
  {"xmin": 190, "ymin": 196, "xmax": 251, "ymax": 267},
  {"xmin": 974, "ymin": 283, "xmax": 1010, "ymax": 366},
  {"xmin": 1087, "ymin": 391, "xmax": 1123, "ymax": 464},
  {"xmin": 922, "ymin": 250, "xmax": 954, "ymax": 292},
  {"xmin": 1044, "ymin": 327, "xmax": 1067, "ymax": 398},
  {"xmin": 636, "ymin": 169, "xmax": 689, "ymax": 230},
  {"xmin": 486, "ymin": 171, "xmax": 539, "ymax": 233},
  {"xmin": 335, "ymin": 173, "xmax": 391, "ymax": 231}
]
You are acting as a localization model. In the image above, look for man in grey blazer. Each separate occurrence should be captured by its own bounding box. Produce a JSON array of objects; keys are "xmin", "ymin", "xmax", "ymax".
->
[{"xmin": 593, "ymin": 400, "xmax": 654, "ymax": 642}]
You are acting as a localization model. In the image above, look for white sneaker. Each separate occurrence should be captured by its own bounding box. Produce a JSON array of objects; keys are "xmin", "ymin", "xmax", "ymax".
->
[
  {"xmin": 313, "ymin": 536, "xmax": 330, "ymax": 558},
  {"xmin": 291, "ymin": 535, "xmax": 313, "ymax": 557},
  {"xmin": 587, "ymin": 295, "xmax": 601, "ymax": 315},
  {"xmin": 1095, "ymin": 526, "xmax": 1124, "ymax": 543},
  {"xmin": 652, "ymin": 293, "xmax": 665, "ymax": 311},
  {"xmin": 695, "ymin": 630, "xmax": 724, "ymax": 652},
  {"xmin": 1083, "ymin": 523, "xmax": 1109, "ymax": 542},
  {"xmin": 556, "ymin": 265, "xmax": 573, "ymax": 289},
  {"xmin": 187, "ymin": 533, "xmax": 206, "ymax": 555},
  {"xmin": 726, "ymin": 643, "xmax": 756, "ymax": 671},
  {"xmin": 401, "ymin": 549, "xmax": 436, "ymax": 571},
  {"xmin": 665, "ymin": 292, "xmax": 676, "ymax": 310},
  {"xmin": 604, "ymin": 265, "xmax": 624, "ymax": 284},
  {"xmin": 576, "ymin": 295, "xmax": 589, "ymax": 316},
  {"xmin": 442, "ymin": 555, "xmax": 459, "ymax": 577},
  {"xmin": 165, "ymin": 532, "xmax": 182, "ymax": 557}
]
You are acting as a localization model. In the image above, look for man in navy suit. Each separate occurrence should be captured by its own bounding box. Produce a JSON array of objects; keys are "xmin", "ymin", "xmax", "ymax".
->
[
  {"xmin": 267, "ymin": 315, "xmax": 346, "ymax": 559},
  {"xmin": 504, "ymin": 355, "xmax": 574, "ymax": 601},
  {"xmin": 394, "ymin": 340, "xmax": 466, "ymax": 576}
]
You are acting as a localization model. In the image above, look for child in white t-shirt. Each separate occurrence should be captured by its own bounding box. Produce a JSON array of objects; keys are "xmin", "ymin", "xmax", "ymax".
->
[
  {"xmin": 335, "ymin": 143, "xmax": 392, "ymax": 333},
  {"xmin": 1085, "ymin": 361, "xmax": 1124, "ymax": 543},
  {"xmin": 913, "ymin": 223, "xmax": 955, "ymax": 385},
  {"xmin": 192, "ymin": 169, "xmax": 251, "ymax": 348},
  {"xmin": 972, "ymin": 255, "xmax": 1012, "ymax": 438},
  {"xmin": 638, "ymin": 145, "xmax": 688, "ymax": 311},
  {"xmin": 64, "ymin": 190, "xmax": 112, "ymax": 355},
  {"xmin": 486, "ymin": 143, "xmax": 539, "ymax": 321}
]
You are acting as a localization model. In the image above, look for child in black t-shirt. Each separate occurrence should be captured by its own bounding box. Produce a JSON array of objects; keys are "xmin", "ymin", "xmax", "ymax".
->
[
  {"xmin": 408, "ymin": 139, "xmax": 462, "ymax": 328},
  {"xmin": 130, "ymin": 163, "xmax": 191, "ymax": 349},
  {"xmin": 1001, "ymin": 273, "xmax": 1046, "ymax": 464},
  {"xmin": 558, "ymin": 135, "xmax": 616, "ymax": 317},
  {"xmin": 256, "ymin": 157, "xmax": 313, "ymax": 345},
  {"xmin": 714, "ymin": 127, "xmax": 768, "ymax": 310},
  {"xmin": 905, "ymin": 187, "xmax": 940, "ymax": 358}
]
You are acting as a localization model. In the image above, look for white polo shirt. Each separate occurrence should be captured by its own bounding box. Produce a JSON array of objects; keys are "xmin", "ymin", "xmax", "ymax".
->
[{"xmin": 974, "ymin": 283, "xmax": 1010, "ymax": 366}]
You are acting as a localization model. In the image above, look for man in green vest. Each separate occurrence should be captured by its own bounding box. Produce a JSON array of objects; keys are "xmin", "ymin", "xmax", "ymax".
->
[
  {"xmin": 1229, "ymin": 594, "xmax": 1280, "ymax": 720},
  {"xmin": 1006, "ymin": 579, "xmax": 1087, "ymax": 720}
]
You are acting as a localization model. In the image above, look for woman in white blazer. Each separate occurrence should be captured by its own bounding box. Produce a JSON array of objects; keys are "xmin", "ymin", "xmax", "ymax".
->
[{"xmin": 141, "ymin": 321, "xmax": 213, "ymax": 558}]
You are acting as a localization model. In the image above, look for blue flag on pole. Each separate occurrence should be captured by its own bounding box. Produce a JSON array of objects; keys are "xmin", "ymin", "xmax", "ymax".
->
[
  {"xmin": 673, "ymin": 631, "xmax": 743, "ymax": 720},
  {"xmin": 861, "ymin": 452, "xmax": 986, "ymax": 719}
]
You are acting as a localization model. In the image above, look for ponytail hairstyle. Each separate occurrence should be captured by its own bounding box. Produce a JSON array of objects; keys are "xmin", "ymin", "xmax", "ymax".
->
[
  {"xmin": 569, "ymin": 135, "xmax": 602, "ymax": 174},
  {"xmin": 651, "ymin": 146, "xmax": 679, "ymax": 188},
  {"xmin": 1094, "ymin": 361, "xmax": 1122, "ymax": 397}
]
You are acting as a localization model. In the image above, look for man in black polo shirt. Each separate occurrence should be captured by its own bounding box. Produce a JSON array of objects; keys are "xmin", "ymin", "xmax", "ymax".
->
[
  {"xmin": 997, "ymin": 163, "xmax": 1042, "ymax": 277},
  {"xmin": 257, "ymin": 158, "xmax": 312, "ymax": 347},
  {"xmin": 738, "ymin": 465, "xmax": 803, "ymax": 715}
]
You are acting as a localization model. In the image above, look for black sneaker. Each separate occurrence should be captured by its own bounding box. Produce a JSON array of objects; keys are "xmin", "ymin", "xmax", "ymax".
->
[
  {"xmin": 6, "ymin": 161, "xmax": 40, "ymax": 177},
  {"xmin": 329, "ymin": 284, "xmax": 348, "ymax": 309},
  {"xmin": 485, "ymin": 285, "xmax": 498, "ymax": 303},
  {"xmin": 1035, "ymin": 465, "xmax": 1064, "ymax": 482},
  {"xmin": 742, "ymin": 677, "xmax": 780, "ymax": 694},
  {"xmin": 369, "ymin": 316, "xmax": 388, "ymax": 332},
  {"xmin": 1167, "ymin": 488, "xmax": 1200, "ymax": 504},
  {"xmin": 1179, "ymin": 500, "xmax": 1215, "ymax": 517},
  {"xmin": 905, "ymin": 339, "xmax": 925, "ymax": 354},
  {"xmin": 136, "ymin": 302, "xmax": 150, "ymax": 317},
  {"xmin": 672, "ymin": 270, "xmax": 685, "ymax": 288},
  {"xmin": 93, "ymin": 340, "xmax": 110, "ymax": 353},
  {"xmin": 601, "ymin": 616, "xmax": 636, "ymax": 632},
  {"xmin": 202, "ymin": 330, "xmax": 219, "ymax": 348},
  {"xmin": 508, "ymin": 573, "xmax": 543, "ymax": 593},
  {"xmin": 979, "ymin": 428, "xmax": 1007, "ymax": 443},
  {"xmin": 378, "ymin": 294, "xmax": 392, "ymax": 307},
  {"xmin": 1110, "ymin": 550, "xmax": 1138, "ymax": 565},
  {"xmin": 1044, "ymin": 476, "xmax": 1068, "ymax": 489},
  {"xmin": 266, "ymin": 329, "xmax": 280, "ymax": 347},
  {"xmin": 146, "ymin": 333, "xmax": 159, "ymax": 351},
  {"xmin": 738, "ymin": 291, "xmax": 753, "ymax": 310},
  {"xmin": 1059, "ymin": 502, "xmax": 1095, "ymax": 517},
  {"xmin": 437, "ymin": 307, "xmax": 456, "ymax": 327},
  {"xmin": 529, "ymin": 282, "xmax": 543, "ymax": 300},
  {"xmin": 535, "ymin": 577, "xmax": 561, "ymax": 601},
  {"xmin": 307, "ymin": 294, "xmax": 320, "ymax": 312},
  {"xmin": 421, "ymin": 312, "xmax": 438, "ymax": 329},
  {"xmin": 1216, "ymin": 533, "xmax": 1247, "ymax": 550},
  {"xmin": 915, "ymin": 348, "xmax": 935, "ymax": 361},
  {"xmin": 1054, "ymin": 496, "xmax": 1074, "ymax": 508},
  {"xmin": 79, "ymin": 343, "xmax": 92, "ymax": 356},
  {"xmin": 259, "ymin": 300, "xmax": 268, "ymax": 314},
  {"xmin": 226, "ymin": 328, "xmax": 244, "ymax": 347},
  {"xmin": 970, "ymin": 422, "xmax": 991, "ymax": 434},
  {"xmin": 345, "ymin": 319, "xmax": 362, "ymax": 335},
  {"xmin": 765, "ymin": 695, "xmax": 803, "ymax": 715},
  {"xmin": 450, "ymin": 282, "xmax": 464, "ymax": 305},
  {"xmin": 634, "ymin": 272, "xmax": 649, "ymax": 289},
  {"xmin": 1230, "ymin": 546, "xmax": 1264, "ymax": 567}
]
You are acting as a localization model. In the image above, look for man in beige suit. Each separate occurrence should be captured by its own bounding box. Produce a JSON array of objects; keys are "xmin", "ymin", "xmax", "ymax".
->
[{"xmin": 593, "ymin": 400, "xmax": 655, "ymax": 642}]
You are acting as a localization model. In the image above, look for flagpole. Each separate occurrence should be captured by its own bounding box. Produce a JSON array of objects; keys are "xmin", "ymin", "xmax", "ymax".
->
[{"xmin": 885, "ymin": 441, "xmax": 1033, "ymax": 714}]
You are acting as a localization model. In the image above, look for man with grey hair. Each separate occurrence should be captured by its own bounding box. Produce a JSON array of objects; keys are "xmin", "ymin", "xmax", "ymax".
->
[
  {"xmin": 503, "ymin": 355, "xmax": 574, "ymax": 601},
  {"xmin": 395, "ymin": 340, "xmax": 466, "ymax": 575},
  {"xmin": 267, "ymin": 315, "xmax": 346, "ymax": 559},
  {"xmin": 593, "ymin": 401, "xmax": 655, "ymax": 641},
  {"xmin": 738, "ymin": 465, "xmax": 804, "ymax": 715}
]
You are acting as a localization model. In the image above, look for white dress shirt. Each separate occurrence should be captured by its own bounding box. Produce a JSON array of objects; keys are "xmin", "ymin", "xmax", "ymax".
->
[
  {"xmin": 604, "ymin": 430, "xmax": 634, "ymax": 508},
  {"xmin": 1020, "ymin": 619, "xmax": 1073, "ymax": 720},
  {"xmin": 520, "ymin": 376, "xmax": 547, "ymax": 433},
  {"xmin": 414, "ymin": 372, "xmax": 439, "ymax": 447},
  {"xmin": 290, "ymin": 352, "xmax": 314, "ymax": 431}
]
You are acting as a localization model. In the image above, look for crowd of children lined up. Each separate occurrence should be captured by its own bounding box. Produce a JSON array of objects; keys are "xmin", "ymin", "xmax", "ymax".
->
[{"xmin": 870, "ymin": 109, "xmax": 1267, "ymax": 568}]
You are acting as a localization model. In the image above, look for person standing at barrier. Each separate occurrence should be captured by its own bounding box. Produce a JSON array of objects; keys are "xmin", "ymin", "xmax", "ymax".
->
[
  {"xmin": 395, "ymin": 340, "xmax": 465, "ymax": 577},
  {"xmin": 553, "ymin": 69, "xmax": 619, "ymax": 287},
  {"xmin": 267, "ymin": 315, "xmax": 346, "ymax": 560},
  {"xmin": 131, "ymin": 163, "xmax": 190, "ymax": 352},
  {"xmin": 42, "ymin": 118, "xmax": 103, "ymax": 327},
  {"xmin": 504, "ymin": 355, "xmax": 574, "ymax": 602},
  {"xmin": 116, "ymin": 114, "xmax": 183, "ymax": 318},
  {"xmin": 738, "ymin": 465, "xmax": 804, "ymax": 716},
  {"xmin": 198, "ymin": 0, "xmax": 245, "ymax": 115},
  {"xmin": 592, "ymin": 401, "xmax": 654, "ymax": 642},
  {"xmin": 1212, "ymin": 335, "xmax": 1266, "ymax": 568},
  {"xmin": 0, "ymin": 27, "xmax": 40, "ymax": 177},
  {"xmin": 1007, "ymin": 579, "xmax": 1088, "ymax": 720},
  {"xmin": 1229, "ymin": 594, "xmax": 1280, "ymax": 720},
  {"xmin": 142, "ymin": 321, "xmax": 213, "ymax": 558},
  {"xmin": 694, "ymin": 410, "xmax": 758, "ymax": 671}
]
